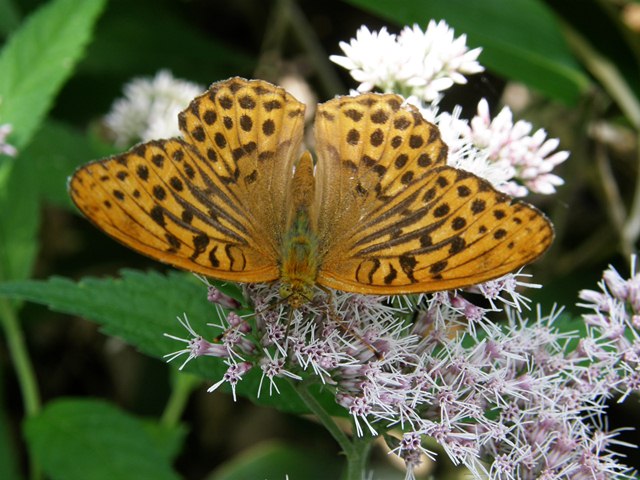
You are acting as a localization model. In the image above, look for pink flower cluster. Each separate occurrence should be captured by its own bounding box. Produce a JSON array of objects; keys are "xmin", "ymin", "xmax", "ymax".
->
[{"xmin": 166, "ymin": 267, "xmax": 635, "ymax": 479}]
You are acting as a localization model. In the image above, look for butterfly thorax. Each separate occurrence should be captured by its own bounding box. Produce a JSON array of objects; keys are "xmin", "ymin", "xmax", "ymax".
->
[{"xmin": 279, "ymin": 152, "xmax": 318, "ymax": 308}]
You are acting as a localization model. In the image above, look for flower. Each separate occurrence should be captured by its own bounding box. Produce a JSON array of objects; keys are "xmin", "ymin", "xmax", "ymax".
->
[
  {"xmin": 165, "ymin": 264, "xmax": 635, "ymax": 478},
  {"xmin": 0, "ymin": 124, "xmax": 17, "ymax": 157},
  {"xmin": 579, "ymin": 257, "xmax": 640, "ymax": 402},
  {"xmin": 330, "ymin": 26, "xmax": 400, "ymax": 94},
  {"xmin": 104, "ymin": 70, "xmax": 204, "ymax": 147},
  {"xmin": 468, "ymin": 99, "xmax": 568, "ymax": 196},
  {"xmin": 332, "ymin": 22, "xmax": 564, "ymax": 198},
  {"xmin": 430, "ymin": 99, "xmax": 568, "ymax": 197},
  {"xmin": 331, "ymin": 21, "xmax": 483, "ymax": 102}
]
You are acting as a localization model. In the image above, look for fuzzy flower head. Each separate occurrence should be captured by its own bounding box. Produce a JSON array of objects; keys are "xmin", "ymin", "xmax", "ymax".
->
[
  {"xmin": 164, "ymin": 265, "xmax": 635, "ymax": 479},
  {"xmin": 104, "ymin": 70, "xmax": 204, "ymax": 147},
  {"xmin": 331, "ymin": 21, "xmax": 483, "ymax": 102}
]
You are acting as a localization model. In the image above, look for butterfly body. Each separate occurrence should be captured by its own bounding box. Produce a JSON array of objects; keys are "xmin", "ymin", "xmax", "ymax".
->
[
  {"xmin": 69, "ymin": 77, "xmax": 553, "ymax": 304},
  {"xmin": 279, "ymin": 151, "xmax": 319, "ymax": 307}
]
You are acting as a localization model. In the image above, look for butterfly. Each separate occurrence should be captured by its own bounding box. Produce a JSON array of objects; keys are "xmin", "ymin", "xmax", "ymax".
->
[{"xmin": 69, "ymin": 77, "xmax": 553, "ymax": 307}]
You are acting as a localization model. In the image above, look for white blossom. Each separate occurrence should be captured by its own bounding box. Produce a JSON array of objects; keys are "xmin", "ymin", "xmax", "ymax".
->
[
  {"xmin": 331, "ymin": 21, "xmax": 483, "ymax": 102},
  {"xmin": 469, "ymin": 99, "xmax": 568, "ymax": 196},
  {"xmin": 425, "ymin": 99, "xmax": 567, "ymax": 196},
  {"xmin": 104, "ymin": 70, "xmax": 204, "ymax": 146}
]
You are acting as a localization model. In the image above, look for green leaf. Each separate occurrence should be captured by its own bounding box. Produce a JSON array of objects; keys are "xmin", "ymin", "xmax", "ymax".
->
[
  {"xmin": 207, "ymin": 441, "xmax": 342, "ymax": 480},
  {"xmin": 0, "ymin": 0, "xmax": 106, "ymax": 149},
  {"xmin": 0, "ymin": 155, "xmax": 39, "ymax": 282},
  {"xmin": 0, "ymin": 270, "xmax": 215, "ymax": 358},
  {"xmin": 343, "ymin": 0, "xmax": 591, "ymax": 104},
  {"xmin": 21, "ymin": 120, "xmax": 110, "ymax": 208},
  {"xmin": 0, "ymin": 0, "xmax": 20, "ymax": 36},
  {"xmin": 24, "ymin": 398, "xmax": 181, "ymax": 480},
  {"xmin": 80, "ymin": 0, "xmax": 254, "ymax": 84},
  {"xmin": 0, "ymin": 270, "xmax": 344, "ymax": 415}
]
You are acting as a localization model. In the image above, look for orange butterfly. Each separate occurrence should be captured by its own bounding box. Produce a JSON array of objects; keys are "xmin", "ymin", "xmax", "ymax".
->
[{"xmin": 69, "ymin": 78, "xmax": 553, "ymax": 307}]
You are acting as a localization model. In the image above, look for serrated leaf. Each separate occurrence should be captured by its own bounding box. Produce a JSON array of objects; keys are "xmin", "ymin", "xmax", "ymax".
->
[
  {"xmin": 24, "ymin": 399, "xmax": 181, "ymax": 480},
  {"xmin": 343, "ymin": 0, "xmax": 591, "ymax": 104},
  {"xmin": 0, "ymin": 271, "xmax": 345, "ymax": 415},
  {"xmin": 0, "ymin": 269, "xmax": 216, "ymax": 358},
  {"xmin": 0, "ymin": 0, "xmax": 106, "ymax": 149}
]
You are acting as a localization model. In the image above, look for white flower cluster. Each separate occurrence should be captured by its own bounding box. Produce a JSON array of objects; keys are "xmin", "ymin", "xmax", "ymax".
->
[
  {"xmin": 332, "ymin": 22, "xmax": 567, "ymax": 197},
  {"xmin": 330, "ymin": 21, "xmax": 483, "ymax": 102},
  {"xmin": 436, "ymin": 99, "xmax": 569, "ymax": 196},
  {"xmin": 0, "ymin": 124, "xmax": 17, "ymax": 157},
  {"xmin": 104, "ymin": 70, "xmax": 204, "ymax": 147},
  {"xmin": 166, "ymin": 271, "xmax": 635, "ymax": 480}
]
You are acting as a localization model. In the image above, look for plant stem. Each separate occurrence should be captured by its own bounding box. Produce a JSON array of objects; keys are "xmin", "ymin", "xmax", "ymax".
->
[
  {"xmin": 256, "ymin": 0, "xmax": 344, "ymax": 97},
  {"xmin": 294, "ymin": 380, "xmax": 371, "ymax": 479},
  {"xmin": 594, "ymin": 138, "xmax": 633, "ymax": 257},
  {"xmin": 283, "ymin": 0, "xmax": 345, "ymax": 95},
  {"xmin": 0, "ymin": 298, "xmax": 39, "ymax": 416},
  {"xmin": 562, "ymin": 20, "xmax": 640, "ymax": 130},
  {"xmin": 160, "ymin": 370, "xmax": 200, "ymax": 427},
  {"xmin": 0, "ymin": 297, "xmax": 42, "ymax": 480}
]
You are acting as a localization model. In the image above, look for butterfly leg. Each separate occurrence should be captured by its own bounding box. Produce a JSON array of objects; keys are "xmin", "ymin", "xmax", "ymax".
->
[{"xmin": 316, "ymin": 285, "xmax": 383, "ymax": 360}]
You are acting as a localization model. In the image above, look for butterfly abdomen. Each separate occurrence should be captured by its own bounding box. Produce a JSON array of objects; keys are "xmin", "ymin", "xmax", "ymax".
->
[
  {"xmin": 279, "ymin": 213, "xmax": 319, "ymax": 306},
  {"xmin": 279, "ymin": 152, "xmax": 318, "ymax": 306}
]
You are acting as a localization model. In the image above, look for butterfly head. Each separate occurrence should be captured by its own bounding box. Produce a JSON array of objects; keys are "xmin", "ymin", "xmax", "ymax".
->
[{"xmin": 279, "ymin": 281, "xmax": 314, "ymax": 309}]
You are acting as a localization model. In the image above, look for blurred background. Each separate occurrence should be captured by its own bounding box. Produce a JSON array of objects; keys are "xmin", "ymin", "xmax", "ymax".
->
[{"xmin": 1, "ymin": 0, "xmax": 640, "ymax": 478}]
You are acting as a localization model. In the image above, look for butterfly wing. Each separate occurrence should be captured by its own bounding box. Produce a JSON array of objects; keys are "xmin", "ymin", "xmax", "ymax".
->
[
  {"xmin": 314, "ymin": 93, "xmax": 553, "ymax": 294},
  {"xmin": 69, "ymin": 77, "xmax": 306, "ymax": 282}
]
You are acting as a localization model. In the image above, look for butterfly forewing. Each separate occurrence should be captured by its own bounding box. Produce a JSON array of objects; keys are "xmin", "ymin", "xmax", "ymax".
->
[
  {"xmin": 313, "ymin": 94, "xmax": 448, "ymax": 254},
  {"xmin": 69, "ymin": 78, "xmax": 306, "ymax": 282},
  {"xmin": 178, "ymin": 78, "xmax": 306, "ymax": 251},
  {"xmin": 313, "ymin": 93, "xmax": 553, "ymax": 294}
]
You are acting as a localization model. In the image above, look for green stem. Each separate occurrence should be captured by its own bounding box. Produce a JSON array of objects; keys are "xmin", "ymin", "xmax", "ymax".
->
[
  {"xmin": 283, "ymin": 0, "xmax": 345, "ymax": 96},
  {"xmin": 594, "ymin": 138, "xmax": 633, "ymax": 257},
  {"xmin": 622, "ymin": 132, "xmax": 640, "ymax": 253},
  {"xmin": 0, "ymin": 298, "xmax": 40, "ymax": 416},
  {"xmin": 160, "ymin": 370, "xmax": 200, "ymax": 427},
  {"xmin": 294, "ymin": 380, "xmax": 372, "ymax": 480},
  {"xmin": 0, "ymin": 297, "xmax": 41, "ymax": 480},
  {"xmin": 562, "ymin": 20, "xmax": 640, "ymax": 130},
  {"xmin": 255, "ymin": 0, "xmax": 344, "ymax": 96},
  {"xmin": 344, "ymin": 434, "xmax": 372, "ymax": 480}
]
